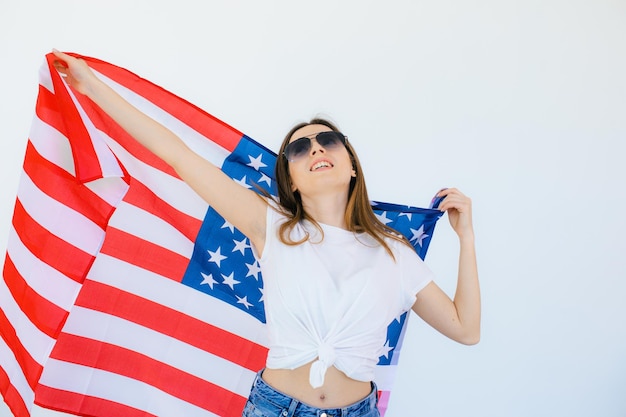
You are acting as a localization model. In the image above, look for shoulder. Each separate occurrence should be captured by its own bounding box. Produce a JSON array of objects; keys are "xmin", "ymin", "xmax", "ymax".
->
[
  {"xmin": 384, "ymin": 235, "xmax": 427, "ymax": 267},
  {"xmin": 382, "ymin": 232, "xmax": 414, "ymax": 253}
]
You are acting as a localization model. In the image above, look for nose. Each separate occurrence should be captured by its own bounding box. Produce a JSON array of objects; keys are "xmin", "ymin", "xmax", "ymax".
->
[{"xmin": 309, "ymin": 138, "xmax": 326, "ymax": 155}]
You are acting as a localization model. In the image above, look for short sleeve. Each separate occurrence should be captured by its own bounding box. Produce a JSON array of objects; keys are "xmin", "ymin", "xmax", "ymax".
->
[{"xmin": 396, "ymin": 242, "xmax": 435, "ymax": 310}]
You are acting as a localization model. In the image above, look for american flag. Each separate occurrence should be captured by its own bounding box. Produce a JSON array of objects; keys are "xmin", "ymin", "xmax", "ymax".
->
[{"xmin": 0, "ymin": 53, "xmax": 444, "ymax": 417}]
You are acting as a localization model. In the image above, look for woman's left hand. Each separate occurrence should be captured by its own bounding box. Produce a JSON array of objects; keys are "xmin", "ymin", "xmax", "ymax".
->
[{"xmin": 437, "ymin": 188, "xmax": 474, "ymax": 240}]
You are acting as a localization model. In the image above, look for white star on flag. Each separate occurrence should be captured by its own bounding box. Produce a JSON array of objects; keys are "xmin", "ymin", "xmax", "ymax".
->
[
  {"xmin": 208, "ymin": 247, "xmax": 227, "ymax": 267},
  {"xmin": 258, "ymin": 172, "xmax": 272, "ymax": 186},
  {"xmin": 246, "ymin": 261, "xmax": 262, "ymax": 280},
  {"xmin": 236, "ymin": 295, "xmax": 253, "ymax": 309},
  {"xmin": 399, "ymin": 212, "xmax": 413, "ymax": 221},
  {"xmin": 232, "ymin": 238, "xmax": 250, "ymax": 255},
  {"xmin": 380, "ymin": 340, "xmax": 394, "ymax": 359},
  {"xmin": 221, "ymin": 220, "xmax": 235, "ymax": 233},
  {"xmin": 409, "ymin": 225, "xmax": 429, "ymax": 247},
  {"xmin": 247, "ymin": 154, "xmax": 267, "ymax": 170},
  {"xmin": 375, "ymin": 211, "xmax": 393, "ymax": 225},
  {"xmin": 221, "ymin": 272, "xmax": 240, "ymax": 290},
  {"xmin": 200, "ymin": 272, "xmax": 218, "ymax": 289}
]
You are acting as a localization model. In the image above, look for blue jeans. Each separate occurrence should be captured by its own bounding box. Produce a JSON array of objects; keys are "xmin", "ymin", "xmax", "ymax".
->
[{"xmin": 242, "ymin": 371, "xmax": 380, "ymax": 417}]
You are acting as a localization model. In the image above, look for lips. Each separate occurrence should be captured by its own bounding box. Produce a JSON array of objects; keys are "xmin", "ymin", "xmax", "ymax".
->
[{"xmin": 310, "ymin": 160, "xmax": 334, "ymax": 171}]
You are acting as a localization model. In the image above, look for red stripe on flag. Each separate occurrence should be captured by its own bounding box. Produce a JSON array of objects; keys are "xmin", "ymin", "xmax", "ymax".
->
[
  {"xmin": 0, "ymin": 306, "xmax": 42, "ymax": 390},
  {"xmin": 35, "ymin": 384, "xmax": 157, "ymax": 417},
  {"xmin": 45, "ymin": 54, "xmax": 102, "ymax": 182},
  {"xmin": 11, "ymin": 200, "xmax": 94, "ymax": 284},
  {"xmin": 50, "ymin": 334, "xmax": 247, "ymax": 416},
  {"xmin": 0, "ymin": 365, "xmax": 29, "ymax": 417},
  {"xmin": 123, "ymin": 180, "xmax": 202, "ymax": 242},
  {"xmin": 35, "ymin": 84, "xmax": 69, "ymax": 140},
  {"xmin": 99, "ymin": 228, "xmax": 189, "ymax": 281},
  {"xmin": 76, "ymin": 280, "xmax": 268, "ymax": 371},
  {"xmin": 72, "ymin": 54, "xmax": 244, "ymax": 153},
  {"xmin": 3, "ymin": 255, "xmax": 68, "ymax": 338},
  {"xmin": 23, "ymin": 141, "xmax": 114, "ymax": 230}
]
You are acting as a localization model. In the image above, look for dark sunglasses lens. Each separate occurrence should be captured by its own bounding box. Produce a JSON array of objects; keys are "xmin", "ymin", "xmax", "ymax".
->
[
  {"xmin": 285, "ymin": 137, "xmax": 311, "ymax": 161},
  {"xmin": 316, "ymin": 131, "xmax": 344, "ymax": 148}
]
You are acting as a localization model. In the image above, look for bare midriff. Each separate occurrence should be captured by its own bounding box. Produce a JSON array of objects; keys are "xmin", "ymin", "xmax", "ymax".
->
[{"xmin": 261, "ymin": 361, "xmax": 372, "ymax": 408}]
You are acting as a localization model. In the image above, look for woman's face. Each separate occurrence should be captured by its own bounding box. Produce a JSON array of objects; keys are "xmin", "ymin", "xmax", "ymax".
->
[{"xmin": 286, "ymin": 124, "xmax": 355, "ymax": 198}]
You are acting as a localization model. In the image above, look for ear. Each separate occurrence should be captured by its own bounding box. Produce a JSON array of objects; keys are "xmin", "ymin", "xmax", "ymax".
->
[{"xmin": 351, "ymin": 168, "xmax": 357, "ymax": 177}]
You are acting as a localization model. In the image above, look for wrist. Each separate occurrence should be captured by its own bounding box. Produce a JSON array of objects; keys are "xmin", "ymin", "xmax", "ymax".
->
[
  {"xmin": 458, "ymin": 231, "xmax": 475, "ymax": 245},
  {"xmin": 85, "ymin": 76, "xmax": 108, "ymax": 100}
]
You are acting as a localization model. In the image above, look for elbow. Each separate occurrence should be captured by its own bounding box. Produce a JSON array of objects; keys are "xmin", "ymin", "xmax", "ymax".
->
[
  {"xmin": 457, "ymin": 327, "xmax": 481, "ymax": 346},
  {"xmin": 461, "ymin": 333, "xmax": 480, "ymax": 346},
  {"xmin": 458, "ymin": 314, "xmax": 481, "ymax": 345}
]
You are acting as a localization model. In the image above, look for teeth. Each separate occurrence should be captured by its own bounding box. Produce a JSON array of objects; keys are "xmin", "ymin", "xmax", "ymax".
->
[{"xmin": 312, "ymin": 161, "xmax": 331, "ymax": 171}]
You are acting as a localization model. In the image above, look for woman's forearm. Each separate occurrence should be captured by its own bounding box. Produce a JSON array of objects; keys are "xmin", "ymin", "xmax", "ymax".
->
[
  {"xmin": 84, "ymin": 75, "xmax": 191, "ymax": 170},
  {"xmin": 453, "ymin": 235, "xmax": 481, "ymax": 344}
]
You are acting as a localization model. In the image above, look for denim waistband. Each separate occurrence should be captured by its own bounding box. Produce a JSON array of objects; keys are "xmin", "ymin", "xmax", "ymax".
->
[{"xmin": 247, "ymin": 370, "xmax": 379, "ymax": 417}]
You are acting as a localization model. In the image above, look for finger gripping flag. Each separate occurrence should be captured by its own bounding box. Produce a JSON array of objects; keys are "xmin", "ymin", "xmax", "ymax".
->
[{"xmin": 0, "ymin": 53, "xmax": 444, "ymax": 417}]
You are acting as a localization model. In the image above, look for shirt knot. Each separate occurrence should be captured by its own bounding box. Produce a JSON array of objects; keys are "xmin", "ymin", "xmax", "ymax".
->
[{"xmin": 309, "ymin": 343, "xmax": 337, "ymax": 388}]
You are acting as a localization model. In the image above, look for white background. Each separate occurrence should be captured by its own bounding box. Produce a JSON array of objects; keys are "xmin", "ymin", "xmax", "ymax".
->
[{"xmin": 1, "ymin": 1, "xmax": 625, "ymax": 416}]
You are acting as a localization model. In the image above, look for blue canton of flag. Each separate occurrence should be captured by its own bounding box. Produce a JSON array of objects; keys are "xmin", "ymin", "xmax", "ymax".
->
[{"xmin": 182, "ymin": 136, "xmax": 276, "ymax": 323}]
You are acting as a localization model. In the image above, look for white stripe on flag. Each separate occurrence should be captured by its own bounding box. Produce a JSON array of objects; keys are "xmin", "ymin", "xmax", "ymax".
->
[
  {"xmin": 7, "ymin": 227, "xmax": 81, "ymax": 309},
  {"xmin": 106, "ymin": 201, "xmax": 194, "ymax": 258},
  {"xmin": 29, "ymin": 116, "xmax": 74, "ymax": 176},
  {"xmin": 82, "ymin": 176, "xmax": 129, "ymax": 207}
]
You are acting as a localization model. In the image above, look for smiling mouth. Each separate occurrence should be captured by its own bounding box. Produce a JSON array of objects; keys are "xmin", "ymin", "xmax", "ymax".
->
[{"xmin": 310, "ymin": 161, "xmax": 333, "ymax": 171}]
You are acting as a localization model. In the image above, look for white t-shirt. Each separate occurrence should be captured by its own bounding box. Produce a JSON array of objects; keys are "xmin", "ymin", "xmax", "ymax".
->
[{"xmin": 257, "ymin": 203, "xmax": 434, "ymax": 388}]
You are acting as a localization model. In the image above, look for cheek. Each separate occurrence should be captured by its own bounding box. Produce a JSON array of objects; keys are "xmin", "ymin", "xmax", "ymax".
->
[
  {"xmin": 288, "ymin": 165, "xmax": 300, "ymax": 191},
  {"xmin": 340, "ymin": 154, "xmax": 355, "ymax": 175}
]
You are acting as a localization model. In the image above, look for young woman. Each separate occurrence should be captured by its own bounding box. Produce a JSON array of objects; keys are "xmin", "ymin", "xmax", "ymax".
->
[{"xmin": 52, "ymin": 50, "xmax": 480, "ymax": 417}]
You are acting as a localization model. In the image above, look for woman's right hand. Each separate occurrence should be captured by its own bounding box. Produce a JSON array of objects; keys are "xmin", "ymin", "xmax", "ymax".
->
[{"xmin": 52, "ymin": 49, "xmax": 98, "ymax": 96}]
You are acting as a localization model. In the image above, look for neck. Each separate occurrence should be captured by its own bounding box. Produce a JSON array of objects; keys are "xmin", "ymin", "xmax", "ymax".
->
[{"xmin": 301, "ymin": 192, "xmax": 349, "ymax": 229}]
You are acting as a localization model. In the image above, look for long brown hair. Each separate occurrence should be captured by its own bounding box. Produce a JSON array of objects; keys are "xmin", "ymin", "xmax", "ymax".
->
[{"xmin": 273, "ymin": 118, "xmax": 411, "ymax": 258}]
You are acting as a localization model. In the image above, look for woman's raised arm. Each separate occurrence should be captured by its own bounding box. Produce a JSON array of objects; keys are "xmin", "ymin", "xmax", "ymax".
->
[
  {"xmin": 412, "ymin": 188, "xmax": 481, "ymax": 345},
  {"xmin": 52, "ymin": 50, "xmax": 268, "ymax": 251}
]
